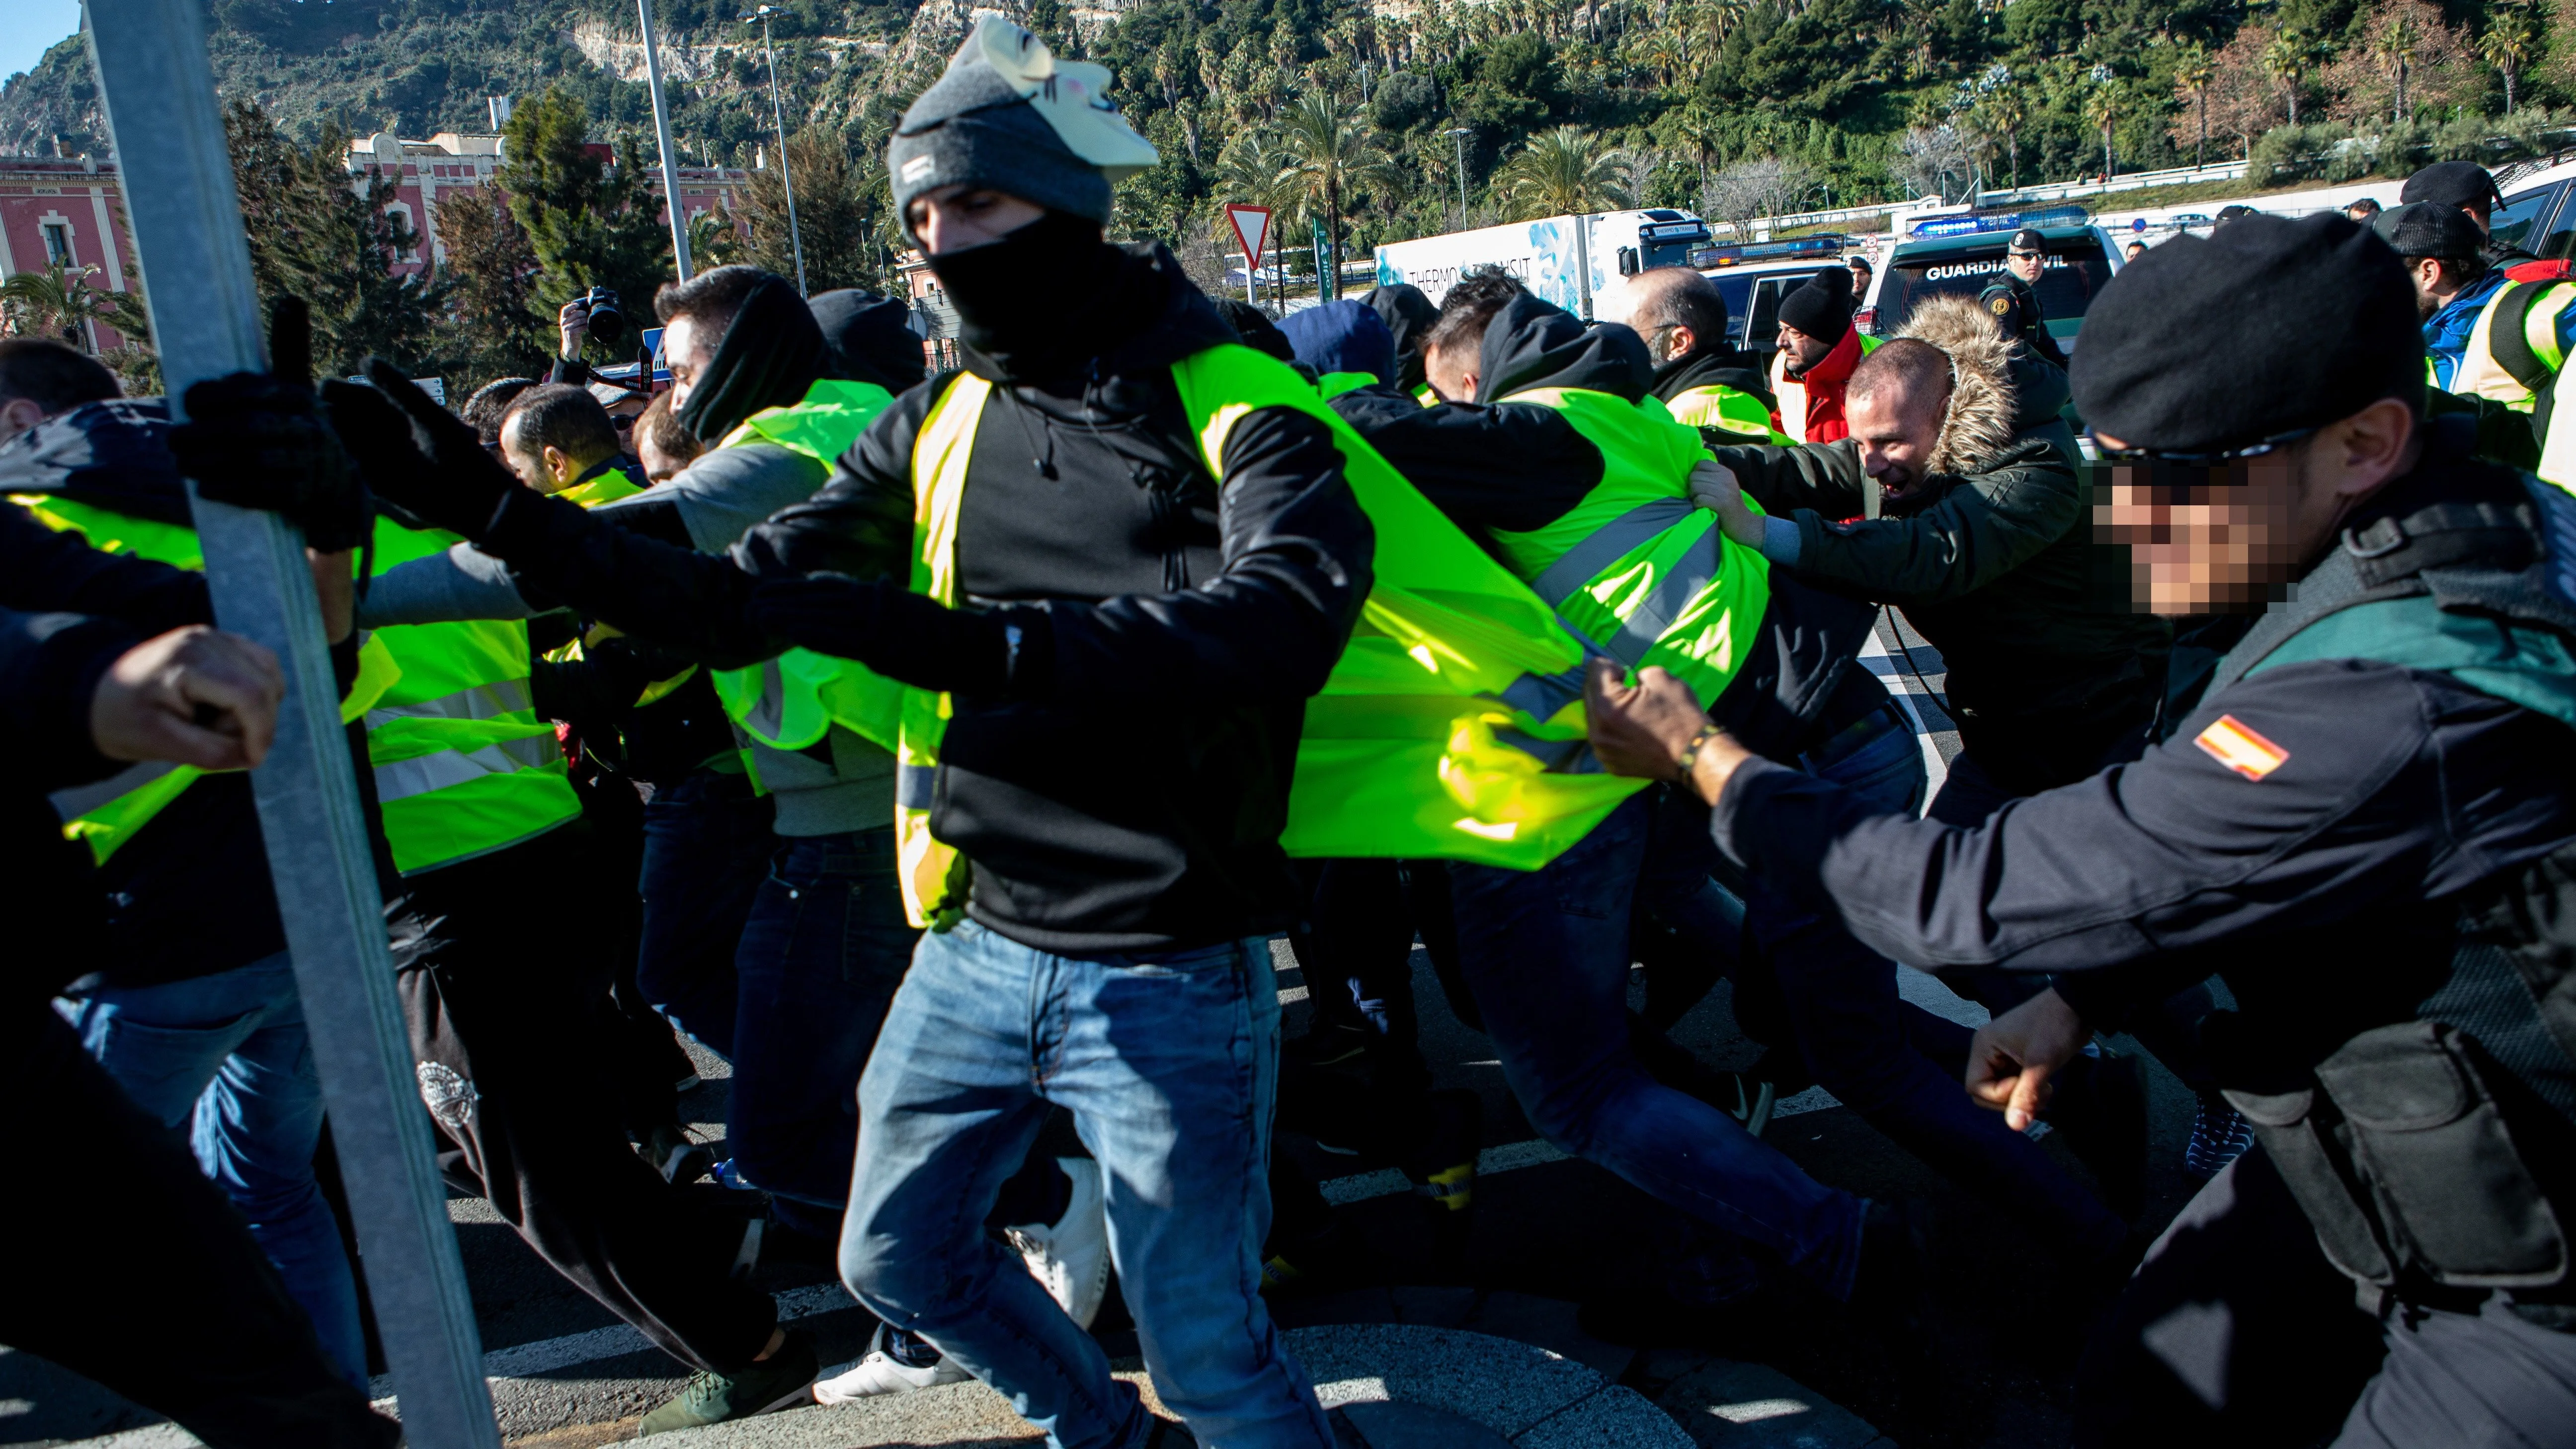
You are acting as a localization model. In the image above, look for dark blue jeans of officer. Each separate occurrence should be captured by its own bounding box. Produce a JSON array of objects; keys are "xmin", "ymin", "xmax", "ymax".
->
[
  {"xmin": 636, "ymin": 766, "xmax": 775, "ymax": 1060},
  {"xmin": 728, "ymin": 826, "xmax": 919, "ymax": 1238},
  {"xmin": 1450, "ymin": 792, "xmax": 1870, "ymax": 1298},
  {"xmin": 2076, "ymin": 1143, "xmax": 2576, "ymax": 1448},
  {"xmin": 1752, "ymin": 708, "xmax": 2132, "ymax": 1261}
]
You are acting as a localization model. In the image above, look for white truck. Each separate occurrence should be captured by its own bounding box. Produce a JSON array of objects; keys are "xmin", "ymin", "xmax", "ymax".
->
[{"xmin": 1371, "ymin": 209, "xmax": 1715, "ymax": 320}]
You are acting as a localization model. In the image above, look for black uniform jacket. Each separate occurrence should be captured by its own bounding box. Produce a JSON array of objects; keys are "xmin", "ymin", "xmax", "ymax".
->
[
  {"xmin": 1332, "ymin": 296, "xmax": 1886, "ymax": 758},
  {"xmin": 478, "ymin": 244, "xmax": 1375, "ymax": 953},
  {"xmin": 1711, "ymin": 452, "xmax": 2576, "ymax": 1082}
]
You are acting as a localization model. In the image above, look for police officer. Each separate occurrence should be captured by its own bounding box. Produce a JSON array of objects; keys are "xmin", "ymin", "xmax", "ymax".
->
[
  {"xmin": 1585, "ymin": 212, "xmax": 2576, "ymax": 1446},
  {"xmin": 2402, "ymin": 159, "xmax": 2551, "ymax": 275},
  {"xmin": 1979, "ymin": 227, "xmax": 2068, "ymax": 367}
]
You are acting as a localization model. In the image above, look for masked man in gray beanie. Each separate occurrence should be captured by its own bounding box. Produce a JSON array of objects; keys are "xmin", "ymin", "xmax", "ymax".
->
[
  {"xmin": 335, "ymin": 18, "xmax": 1372, "ymax": 1448},
  {"xmin": 1585, "ymin": 210, "xmax": 2576, "ymax": 1449}
]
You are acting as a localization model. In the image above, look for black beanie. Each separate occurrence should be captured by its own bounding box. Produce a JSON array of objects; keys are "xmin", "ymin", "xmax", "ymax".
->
[
  {"xmin": 1775, "ymin": 266, "xmax": 1854, "ymax": 344},
  {"xmin": 2071, "ymin": 213, "xmax": 2421, "ymax": 454}
]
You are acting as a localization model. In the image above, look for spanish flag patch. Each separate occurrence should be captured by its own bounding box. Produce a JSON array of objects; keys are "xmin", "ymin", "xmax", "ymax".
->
[{"xmin": 2193, "ymin": 714, "xmax": 2290, "ymax": 780}]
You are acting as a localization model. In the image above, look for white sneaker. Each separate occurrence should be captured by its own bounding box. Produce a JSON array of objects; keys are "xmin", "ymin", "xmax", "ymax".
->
[
  {"xmin": 1005, "ymin": 1157, "xmax": 1111, "ymax": 1330},
  {"xmin": 811, "ymin": 1348, "xmax": 970, "ymax": 1404}
]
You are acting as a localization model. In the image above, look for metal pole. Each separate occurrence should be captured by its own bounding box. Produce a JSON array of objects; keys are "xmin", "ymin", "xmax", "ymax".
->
[
  {"xmin": 748, "ymin": 7, "xmax": 807, "ymax": 296},
  {"xmin": 1447, "ymin": 128, "xmax": 1471, "ymax": 220},
  {"xmin": 638, "ymin": 0, "xmax": 693, "ymax": 282},
  {"xmin": 81, "ymin": 5, "xmax": 502, "ymax": 1447}
]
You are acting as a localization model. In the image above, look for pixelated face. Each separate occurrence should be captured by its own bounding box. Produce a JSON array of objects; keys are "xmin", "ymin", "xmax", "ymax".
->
[
  {"xmin": 2092, "ymin": 447, "xmax": 2304, "ymax": 616},
  {"xmin": 1423, "ymin": 338, "xmax": 1480, "ymax": 403}
]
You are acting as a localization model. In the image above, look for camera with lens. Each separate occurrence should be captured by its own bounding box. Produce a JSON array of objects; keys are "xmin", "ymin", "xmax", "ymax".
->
[{"xmin": 578, "ymin": 285, "xmax": 626, "ymax": 344}]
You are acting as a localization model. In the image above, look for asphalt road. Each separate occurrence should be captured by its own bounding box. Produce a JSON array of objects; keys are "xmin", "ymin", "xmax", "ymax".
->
[{"xmin": 4, "ymin": 615, "xmax": 2208, "ymax": 1448}]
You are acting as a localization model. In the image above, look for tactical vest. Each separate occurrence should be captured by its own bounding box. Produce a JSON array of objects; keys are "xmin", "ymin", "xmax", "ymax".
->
[
  {"xmin": 365, "ymin": 515, "xmax": 581, "ymax": 874},
  {"xmin": 1662, "ymin": 383, "xmax": 1788, "ymax": 444},
  {"xmin": 893, "ymin": 344, "xmax": 1647, "ymax": 927},
  {"xmin": 702, "ymin": 380, "xmax": 905, "ymax": 753},
  {"xmin": 14, "ymin": 493, "xmax": 400, "ymax": 864},
  {"xmin": 2178, "ymin": 478, "xmax": 2576, "ymax": 1312},
  {"xmin": 1488, "ymin": 387, "xmax": 1773, "ymax": 711}
]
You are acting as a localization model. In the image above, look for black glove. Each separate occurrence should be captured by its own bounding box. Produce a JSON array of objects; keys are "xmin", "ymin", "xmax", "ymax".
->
[
  {"xmin": 168, "ymin": 299, "xmax": 370, "ymax": 553},
  {"xmin": 317, "ymin": 358, "xmax": 524, "ymax": 540},
  {"xmin": 745, "ymin": 572, "xmax": 1046, "ymax": 697}
]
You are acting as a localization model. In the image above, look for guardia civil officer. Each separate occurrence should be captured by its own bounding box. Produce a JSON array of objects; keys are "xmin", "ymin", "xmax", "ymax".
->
[
  {"xmin": 1586, "ymin": 212, "xmax": 2576, "ymax": 1447},
  {"xmin": 1979, "ymin": 228, "xmax": 2069, "ymax": 368}
]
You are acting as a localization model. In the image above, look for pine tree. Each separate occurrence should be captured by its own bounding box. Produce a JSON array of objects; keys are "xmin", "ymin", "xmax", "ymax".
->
[
  {"xmin": 741, "ymin": 131, "xmax": 886, "ymax": 294},
  {"xmin": 498, "ymin": 88, "xmax": 674, "ymax": 342},
  {"xmin": 435, "ymin": 186, "xmax": 548, "ymax": 392}
]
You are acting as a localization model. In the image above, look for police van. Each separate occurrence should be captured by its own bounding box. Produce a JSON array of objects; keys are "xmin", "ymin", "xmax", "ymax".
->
[
  {"xmin": 1862, "ymin": 206, "xmax": 2126, "ymax": 353},
  {"xmin": 1688, "ymin": 234, "xmax": 1863, "ymax": 365}
]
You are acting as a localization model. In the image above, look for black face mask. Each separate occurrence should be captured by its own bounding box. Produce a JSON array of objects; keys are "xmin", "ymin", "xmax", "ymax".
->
[{"xmin": 928, "ymin": 210, "xmax": 1124, "ymax": 382}]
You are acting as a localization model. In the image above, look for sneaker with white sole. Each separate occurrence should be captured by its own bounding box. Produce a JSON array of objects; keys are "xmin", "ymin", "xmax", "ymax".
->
[
  {"xmin": 1004, "ymin": 1156, "xmax": 1111, "ymax": 1330},
  {"xmin": 812, "ymin": 1328, "xmax": 971, "ymax": 1404}
]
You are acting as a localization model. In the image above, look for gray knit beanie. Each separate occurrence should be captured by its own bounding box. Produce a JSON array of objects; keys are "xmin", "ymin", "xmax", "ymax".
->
[{"xmin": 887, "ymin": 18, "xmax": 1157, "ymax": 241}]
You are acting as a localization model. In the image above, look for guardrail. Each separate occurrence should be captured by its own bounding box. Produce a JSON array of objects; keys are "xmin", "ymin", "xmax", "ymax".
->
[{"xmin": 1731, "ymin": 160, "xmax": 2256, "ymax": 240}]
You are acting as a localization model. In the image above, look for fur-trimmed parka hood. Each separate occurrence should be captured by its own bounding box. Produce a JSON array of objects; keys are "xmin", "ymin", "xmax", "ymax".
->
[{"xmin": 1891, "ymin": 293, "xmax": 2023, "ymax": 476}]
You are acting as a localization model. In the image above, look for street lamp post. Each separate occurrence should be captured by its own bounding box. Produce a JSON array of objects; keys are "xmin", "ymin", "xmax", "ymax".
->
[
  {"xmin": 639, "ymin": 0, "xmax": 693, "ymax": 282},
  {"xmin": 1445, "ymin": 127, "xmax": 1472, "ymax": 223},
  {"xmin": 743, "ymin": 5, "xmax": 807, "ymax": 296}
]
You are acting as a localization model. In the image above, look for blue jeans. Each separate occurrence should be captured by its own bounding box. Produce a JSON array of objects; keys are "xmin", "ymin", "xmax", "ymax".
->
[
  {"xmin": 56, "ymin": 952, "xmax": 367, "ymax": 1386},
  {"xmin": 841, "ymin": 922, "xmax": 1331, "ymax": 1449},
  {"xmin": 1451, "ymin": 793, "xmax": 1870, "ymax": 1297},
  {"xmin": 729, "ymin": 827, "xmax": 918, "ymax": 1231},
  {"xmin": 1754, "ymin": 706, "xmax": 2129, "ymax": 1260},
  {"xmin": 636, "ymin": 767, "xmax": 775, "ymax": 1059}
]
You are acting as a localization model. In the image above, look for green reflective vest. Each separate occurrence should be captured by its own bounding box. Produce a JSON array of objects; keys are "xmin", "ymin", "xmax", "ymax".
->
[
  {"xmin": 1317, "ymin": 371, "xmax": 1377, "ymax": 400},
  {"xmin": 556, "ymin": 463, "xmax": 643, "ymax": 509},
  {"xmin": 366, "ymin": 517, "xmax": 580, "ymax": 874},
  {"xmin": 703, "ymin": 380, "xmax": 905, "ymax": 752},
  {"xmin": 13, "ymin": 492, "xmax": 401, "ymax": 864},
  {"xmin": 892, "ymin": 345, "xmax": 1647, "ymax": 928},
  {"xmin": 1662, "ymin": 383, "xmax": 1789, "ymax": 444},
  {"xmin": 1487, "ymin": 388, "xmax": 1773, "ymax": 711},
  {"xmin": 2457, "ymin": 280, "xmax": 2576, "ymax": 414}
]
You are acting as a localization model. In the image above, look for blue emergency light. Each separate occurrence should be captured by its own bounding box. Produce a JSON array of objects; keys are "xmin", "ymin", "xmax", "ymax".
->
[
  {"xmin": 1689, "ymin": 234, "xmax": 1849, "ymax": 268},
  {"xmin": 1908, "ymin": 205, "xmax": 2091, "ymax": 239}
]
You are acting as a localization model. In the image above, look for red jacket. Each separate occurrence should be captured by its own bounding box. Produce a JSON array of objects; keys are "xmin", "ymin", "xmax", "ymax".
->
[{"xmin": 1770, "ymin": 323, "xmax": 1865, "ymax": 443}]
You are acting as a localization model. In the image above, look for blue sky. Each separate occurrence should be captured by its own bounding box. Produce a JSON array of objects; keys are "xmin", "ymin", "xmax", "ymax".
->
[{"xmin": 3, "ymin": 1, "xmax": 83, "ymax": 87}]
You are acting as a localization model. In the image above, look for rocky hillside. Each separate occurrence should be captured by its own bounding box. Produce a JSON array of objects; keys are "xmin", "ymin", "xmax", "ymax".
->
[{"xmin": 0, "ymin": 0, "xmax": 956, "ymax": 163}]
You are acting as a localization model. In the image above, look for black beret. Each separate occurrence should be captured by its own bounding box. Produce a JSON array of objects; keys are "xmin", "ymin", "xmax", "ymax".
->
[
  {"xmin": 2007, "ymin": 228, "xmax": 2047, "ymax": 253},
  {"xmin": 2372, "ymin": 200, "xmax": 2485, "ymax": 262},
  {"xmin": 2401, "ymin": 160, "xmax": 2503, "ymax": 212},
  {"xmin": 2070, "ymin": 212, "xmax": 2422, "ymax": 453}
]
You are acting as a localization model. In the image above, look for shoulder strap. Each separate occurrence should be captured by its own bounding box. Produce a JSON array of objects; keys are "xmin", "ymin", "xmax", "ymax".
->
[{"xmin": 2208, "ymin": 497, "xmax": 2540, "ymax": 698}]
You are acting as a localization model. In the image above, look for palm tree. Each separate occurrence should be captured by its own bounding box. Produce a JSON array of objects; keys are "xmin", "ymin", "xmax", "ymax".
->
[
  {"xmin": 1974, "ymin": 85, "xmax": 2027, "ymax": 190},
  {"xmin": 2370, "ymin": 4, "xmax": 2423, "ymax": 121},
  {"xmin": 2085, "ymin": 86, "xmax": 2120, "ymax": 181},
  {"xmin": 2480, "ymin": 0, "xmax": 2540, "ymax": 115},
  {"xmin": 1496, "ymin": 126, "xmax": 1633, "ymax": 220},
  {"xmin": 1270, "ymin": 91, "xmax": 1397, "ymax": 270},
  {"xmin": 0, "ymin": 263, "xmax": 100, "ymax": 344},
  {"xmin": 2263, "ymin": 27, "xmax": 2318, "ymax": 126},
  {"xmin": 2173, "ymin": 42, "xmax": 2215, "ymax": 167}
]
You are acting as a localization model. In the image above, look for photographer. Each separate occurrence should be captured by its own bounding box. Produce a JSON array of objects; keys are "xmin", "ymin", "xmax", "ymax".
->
[{"xmin": 552, "ymin": 286, "xmax": 631, "ymax": 389}]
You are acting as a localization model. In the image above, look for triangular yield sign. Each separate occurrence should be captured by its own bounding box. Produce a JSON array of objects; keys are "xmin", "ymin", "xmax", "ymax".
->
[{"xmin": 1226, "ymin": 204, "xmax": 1272, "ymax": 267}]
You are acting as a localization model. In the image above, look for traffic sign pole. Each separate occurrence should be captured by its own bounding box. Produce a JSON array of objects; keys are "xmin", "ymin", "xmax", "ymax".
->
[{"xmin": 1226, "ymin": 204, "xmax": 1272, "ymax": 312}]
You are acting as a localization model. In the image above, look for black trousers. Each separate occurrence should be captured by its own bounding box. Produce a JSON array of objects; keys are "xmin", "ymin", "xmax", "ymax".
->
[
  {"xmin": 0, "ymin": 1004, "xmax": 400, "ymax": 1449},
  {"xmin": 392, "ymin": 823, "xmax": 778, "ymax": 1375},
  {"xmin": 2078, "ymin": 1143, "xmax": 2576, "ymax": 1447}
]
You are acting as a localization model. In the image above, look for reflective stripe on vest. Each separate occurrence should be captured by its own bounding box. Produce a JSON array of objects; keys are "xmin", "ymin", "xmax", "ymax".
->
[
  {"xmin": 706, "ymin": 379, "xmax": 905, "ymax": 752},
  {"xmin": 1663, "ymin": 383, "xmax": 1788, "ymax": 443},
  {"xmin": 1489, "ymin": 387, "xmax": 1773, "ymax": 710},
  {"xmin": 365, "ymin": 515, "xmax": 578, "ymax": 874},
  {"xmin": 892, "ymin": 348, "xmax": 1649, "ymax": 928},
  {"xmin": 16, "ymin": 493, "xmax": 403, "ymax": 862},
  {"xmin": 2458, "ymin": 281, "xmax": 2576, "ymax": 412}
]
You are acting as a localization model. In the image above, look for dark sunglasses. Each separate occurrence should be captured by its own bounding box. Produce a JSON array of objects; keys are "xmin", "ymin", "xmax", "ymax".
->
[{"xmin": 2093, "ymin": 425, "xmax": 2320, "ymax": 467}]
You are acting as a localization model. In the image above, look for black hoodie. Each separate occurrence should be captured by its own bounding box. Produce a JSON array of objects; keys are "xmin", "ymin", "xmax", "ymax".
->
[
  {"xmin": 1334, "ymin": 296, "xmax": 1885, "ymax": 758},
  {"xmin": 473, "ymin": 242, "xmax": 1375, "ymax": 952}
]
